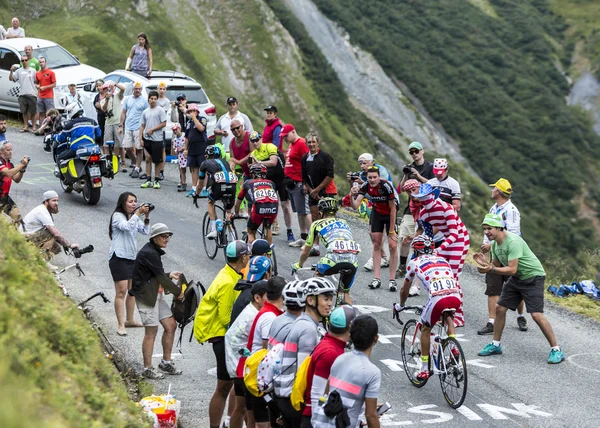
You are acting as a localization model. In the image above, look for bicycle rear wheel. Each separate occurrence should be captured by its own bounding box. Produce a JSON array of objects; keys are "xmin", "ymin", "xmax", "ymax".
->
[
  {"xmin": 440, "ymin": 337, "xmax": 467, "ymax": 408},
  {"xmin": 221, "ymin": 223, "xmax": 239, "ymax": 260},
  {"xmin": 202, "ymin": 211, "xmax": 219, "ymax": 259},
  {"xmin": 400, "ymin": 319, "xmax": 427, "ymax": 387},
  {"xmin": 270, "ymin": 245, "xmax": 278, "ymax": 276}
]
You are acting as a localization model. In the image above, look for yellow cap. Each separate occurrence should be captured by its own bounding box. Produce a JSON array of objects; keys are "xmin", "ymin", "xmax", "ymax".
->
[
  {"xmin": 133, "ymin": 81, "xmax": 143, "ymax": 88},
  {"xmin": 489, "ymin": 178, "xmax": 512, "ymax": 194},
  {"xmin": 158, "ymin": 81, "xmax": 167, "ymax": 88}
]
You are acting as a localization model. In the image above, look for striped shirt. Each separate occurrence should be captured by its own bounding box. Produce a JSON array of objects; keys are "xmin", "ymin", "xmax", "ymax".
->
[
  {"xmin": 312, "ymin": 350, "xmax": 381, "ymax": 427},
  {"xmin": 483, "ymin": 200, "xmax": 521, "ymax": 244},
  {"xmin": 275, "ymin": 313, "xmax": 319, "ymax": 397},
  {"xmin": 419, "ymin": 198, "xmax": 468, "ymax": 253}
]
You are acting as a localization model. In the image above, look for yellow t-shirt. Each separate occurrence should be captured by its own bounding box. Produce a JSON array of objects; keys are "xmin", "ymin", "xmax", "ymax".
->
[{"xmin": 250, "ymin": 143, "xmax": 279, "ymax": 162}]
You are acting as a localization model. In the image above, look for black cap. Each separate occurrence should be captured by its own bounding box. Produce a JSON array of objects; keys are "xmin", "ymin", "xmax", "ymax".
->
[
  {"xmin": 251, "ymin": 280, "xmax": 268, "ymax": 295},
  {"xmin": 251, "ymin": 239, "xmax": 272, "ymax": 256},
  {"xmin": 264, "ymin": 105, "xmax": 278, "ymax": 113},
  {"xmin": 176, "ymin": 93, "xmax": 186, "ymax": 101},
  {"xmin": 227, "ymin": 97, "xmax": 237, "ymax": 104}
]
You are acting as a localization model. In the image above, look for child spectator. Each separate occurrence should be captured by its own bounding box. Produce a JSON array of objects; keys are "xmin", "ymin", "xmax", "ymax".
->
[{"xmin": 171, "ymin": 123, "xmax": 187, "ymax": 192}]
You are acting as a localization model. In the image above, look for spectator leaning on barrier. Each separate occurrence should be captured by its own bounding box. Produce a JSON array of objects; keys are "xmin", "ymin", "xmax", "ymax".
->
[
  {"xmin": 10, "ymin": 55, "xmax": 37, "ymax": 133},
  {"xmin": 6, "ymin": 17, "xmax": 25, "ymax": 38},
  {"xmin": 478, "ymin": 178, "xmax": 527, "ymax": 335},
  {"xmin": 215, "ymin": 97, "xmax": 253, "ymax": 154},
  {"xmin": 129, "ymin": 223, "xmax": 183, "ymax": 379},
  {"xmin": 0, "ymin": 141, "xmax": 29, "ymax": 226},
  {"xmin": 427, "ymin": 158, "xmax": 461, "ymax": 211},
  {"xmin": 474, "ymin": 214, "xmax": 565, "ymax": 365}
]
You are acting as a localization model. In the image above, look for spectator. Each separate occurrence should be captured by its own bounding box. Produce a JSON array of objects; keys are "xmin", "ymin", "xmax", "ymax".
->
[
  {"xmin": 126, "ymin": 33, "xmax": 153, "ymax": 77},
  {"xmin": 312, "ymin": 315, "xmax": 381, "ymax": 428},
  {"xmin": 35, "ymin": 108, "xmax": 60, "ymax": 137},
  {"xmin": 171, "ymin": 123, "xmax": 188, "ymax": 192},
  {"xmin": 139, "ymin": 90, "xmax": 167, "ymax": 189},
  {"xmin": 262, "ymin": 105, "xmax": 283, "ymax": 150},
  {"xmin": 23, "ymin": 45, "xmax": 39, "ymax": 71},
  {"xmin": 302, "ymin": 132, "xmax": 336, "ymax": 255},
  {"xmin": 129, "ymin": 223, "xmax": 184, "ymax": 379},
  {"xmin": 92, "ymin": 79, "xmax": 107, "ymax": 153},
  {"xmin": 9, "ymin": 55, "xmax": 37, "ymax": 133},
  {"xmin": 478, "ymin": 178, "xmax": 526, "ymax": 335},
  {"xmin": 120, "ymin": 81, "xmax": 149, "ymax": 178},
  {"xmin": 0, "ymin": 141, "xmax": 29, "ymax": 226},
  {"xmin": 244, "ymin": 276, "xmax": 286, "ymax": 428},
  {"xmin": 0, "ymin": 114, "xmax": 6, "ymax": 142},
  {"xmin": 474, "ymin": 214, "xmax": 564, "ymax": 364},
  {"xmin": 268, "ymin": 280, "xmax": 306, "ymax": 347},
  {"xmin": 348, "ymin": 152, "xmax": 392, "ymax": 272},
  {"xmin": 228, "ymin": 119, "xmax": 251, "ymax": 182},
  {"xmin": 215, "ymin": 97, "xmax": 253, "ymax": 154},
  {"xmin": 183, "ymin": 103, "xmax": 209, "ymax": 197},
  {"xmin": 34, "ymin": 57, "xmax": 56, "ymax": 130},
  {"xmin": 231, "ymin": 256, "xmax": 273, "ymax": 324},
  {"xmin": 281, "ymin": 124, "xmax": 310, "ymax": 248},
  {"xmin": 170, "ymin": 93, "xmax": 188, "ymax": 130},
  {"xmin": 225, "ymin": 281, "xmax": 268, "ymax": 428},
  {"xmin": 156, "ymin": 82, "xmax": 171, "ymax": 179},
  {"xmin": 397, "ymin": 142, "xmax": 435, "ymax": 275},
  {"xmin": 101, "ymin": 81, "xmax": 128, "ymax": 171},
  {"xmin": 6, "ymin": 18, "xmax": 25, "ymax": 39},
  {"xmin": 194, "ymin": 240, "xmax": 251, "ymax": 428},
  {"xmin": 0, "ymin": 24, "xmax": 6, "ymax": 40},
  {"xmin": 302, "ymin": 306, "xmax": 356, "ymax": 427},
  {"xmin": 427, "ymin": 158, "xmax": 461, "ymax": 211},
  {"xmin": 108, "ymin": 192, "xmax": 151, "ymax": 336},
  {"xmin": 22, "ymin": 191, "xmax": 78, "ymax": 263}
]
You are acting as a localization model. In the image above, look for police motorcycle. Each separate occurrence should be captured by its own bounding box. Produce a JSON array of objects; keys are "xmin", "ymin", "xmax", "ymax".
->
[{"xmin": 52, "ymin": 102, "xmax": 119, "ymax": 205}]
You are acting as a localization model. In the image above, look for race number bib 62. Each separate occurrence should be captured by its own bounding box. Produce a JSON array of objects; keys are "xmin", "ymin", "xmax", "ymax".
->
[
  {"xmin": 430, "ymin": 276, "xmax": 458, "ymax": 296},
  {"xmin": 332, "ymin": 240, "xmax": 360, "ymax": 254},
  {"xmin": 253, "ymin": 187, "xmax": 277, "ymax": 200}
]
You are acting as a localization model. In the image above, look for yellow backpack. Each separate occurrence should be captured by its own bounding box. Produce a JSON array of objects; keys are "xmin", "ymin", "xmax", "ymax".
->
[
  {"xmin": 243, "ymin": 348, "xmax": 269, "ymax": 397},
  {"xmin": 290, "ymin": 356, "xmax": 312, "ymax": 411}
]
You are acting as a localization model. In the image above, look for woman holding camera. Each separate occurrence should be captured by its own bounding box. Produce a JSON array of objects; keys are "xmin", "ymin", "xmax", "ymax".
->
[{"xmin": 109, "ymin": 191, "xmax": 151, "ymax": 336}]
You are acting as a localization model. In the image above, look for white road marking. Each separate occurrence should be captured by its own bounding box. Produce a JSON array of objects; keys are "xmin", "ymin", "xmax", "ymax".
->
[
  {"xmin": 353, "ymin": 304, "xmax": 390, "ymax": 314},
  {"xmin": 407, "ymin": 405, "xmax": 453, "ymax": 423},
  {"xmin": 378, "ymin": 334, "xmax": 403, "ymax": 344},
  {"xmin": 567, "ymin": 353, "xmax": 600, "ymax": 374},
  {"xmin": 456, "ymin": 406, "xmax": 484, "ymax": 421},
  {"xmin": 477, "ymin": 403, "xmax": 552, "ymax": 419},
  {"xmin": 381, "ymin": 414, "xmax": 414, "ymax": 426},
  {"xmin": 380, "ymin": 358, "xmax": 419, "ymax": 372},
  {"xmin": 466, "ymin": 359, "xmax": 495, "ymax": 369}
]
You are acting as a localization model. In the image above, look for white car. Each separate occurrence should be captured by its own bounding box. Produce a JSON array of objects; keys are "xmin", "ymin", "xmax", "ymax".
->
[
  {"xmin": 81, "ymin": 70, "xmax": 217, "ymax": 143},
  {"xmin": 0, "ymin": 37, "xmax": 104, "ymax": 112}
]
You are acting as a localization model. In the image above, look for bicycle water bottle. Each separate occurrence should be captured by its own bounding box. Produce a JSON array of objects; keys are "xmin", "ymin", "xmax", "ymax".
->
[
  {"xmin": 273, "ymin": 359, "xmax": 281, "ymax": 377},
  {"xmin": 216, "ymin": 219, "xmax": 223, "ymax": 232},
  {"xmin": 431, "ymin": 334, "xmax": 439, "ymax": 366}
]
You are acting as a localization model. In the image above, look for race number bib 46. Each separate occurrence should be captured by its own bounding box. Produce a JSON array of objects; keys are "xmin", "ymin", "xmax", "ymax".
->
[
  {"xmin": 214, "ymin": 171, "xmax": 238, "ymax": 183},
  {"xmin": 332, "ymin": 240, "xmax": 360, "ymax": 254},
  {"xmin": 430, "ymin": 276, "xmax": 459, "ymax": 297}
]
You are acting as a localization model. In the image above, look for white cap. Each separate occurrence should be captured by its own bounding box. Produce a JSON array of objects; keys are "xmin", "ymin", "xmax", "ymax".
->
[
  {"xmin": 358, "ymin": 153, "xmax": 374, "ymax": 162},
  {"xmin": 43, "ymin": 190, "xmax": 59, "ymax": 201}
]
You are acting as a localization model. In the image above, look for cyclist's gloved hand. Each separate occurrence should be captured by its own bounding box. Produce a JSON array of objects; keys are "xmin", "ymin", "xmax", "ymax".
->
[
  {"xmin": 393, "ymin": 303, "xmax": 404, "ymax": 314},
  {"xmin": 291, "ymin": 262, "xmax": 301, "ymax": 275}
]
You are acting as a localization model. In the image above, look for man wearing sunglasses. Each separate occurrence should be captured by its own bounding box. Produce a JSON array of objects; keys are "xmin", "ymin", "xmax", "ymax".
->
[
  {"xmin": 214, "ymin": 97, "xmax": 253, "ymax": 154},
  {"xmin": 397, "ymin": 142, "xmax": 435, "ymax": 276},
  {"xmin": 9, "ymin": 56, "xmax": 37, "ymax": 133}
]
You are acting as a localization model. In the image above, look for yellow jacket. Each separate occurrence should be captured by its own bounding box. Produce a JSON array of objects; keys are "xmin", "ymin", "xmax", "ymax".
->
[{"xmin": 194, "ymin": 264, "xmax": 242, "ymax": 343}]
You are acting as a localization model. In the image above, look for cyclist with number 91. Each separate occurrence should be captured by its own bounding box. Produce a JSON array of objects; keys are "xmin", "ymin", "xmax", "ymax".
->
[
  {"xmin": 393, "ymin": 234, "xmax": 461, "ymax": 380},
  {"xmin": 198, "ymin": 145, "xmax": 238, "ymax": 239},
  {"xmin": 292, "ymin": 197, "xmax": 359, "ymax": 305},
  {"xmin": 234, "ymin": 162, "xmax": 279, "ymax": 244}
]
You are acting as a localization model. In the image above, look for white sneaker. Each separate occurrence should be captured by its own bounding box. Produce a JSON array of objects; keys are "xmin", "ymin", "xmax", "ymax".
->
[
  {"xmin": 46, "ymin": 262, "xmax": 58, "ymax": 271},
  {"xmin": 206, "ymin": 229, "xmax": 218, "ymax": 239},
  {"xmin": 288, "ymin": 238, "xmax": 306, "ymax": 248},
  {"xmin": 364, "ymin": 257, "xmax": 374, "ymax": 271},
  {"xmin": 221, "ymin": 416, "xmax": 231, "ymax": 428},
  {"xmin": 381, "ymin": 256, "xmax": 390, "ymax": 268},
  {"xmin": 409, "ymin": 284, "xmax": 420, "ymax": 296}
]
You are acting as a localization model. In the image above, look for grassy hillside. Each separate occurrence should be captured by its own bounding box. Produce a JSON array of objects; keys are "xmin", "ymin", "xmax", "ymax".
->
[
  {"xmin": 0, "ymin": 219, "xmax": 147, "ymax": 427},
  {"xmin": 311, "ymin": 0, "xmax": 600, "ymax": 265}
]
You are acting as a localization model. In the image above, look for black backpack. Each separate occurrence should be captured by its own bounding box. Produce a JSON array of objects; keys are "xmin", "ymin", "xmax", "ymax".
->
[{"xmin": 170, "ymin": 274, "xmax": 206, "ymax": 351}]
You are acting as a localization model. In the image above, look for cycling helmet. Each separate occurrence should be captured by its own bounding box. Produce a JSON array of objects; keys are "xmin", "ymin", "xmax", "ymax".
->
[
  {"xmin": 300, "ymin": 277, "xmax": 336, "ymax": 297},
  {"xmin": 282, "ymin": 280, "xmax": 306, "ymax": 308},
  {"xmin": 317, "ymin": 197, "xmax": 339, "ymax": 214},
  {"xmin": 205, "ymin": 145, "xmax": 221, "ymax": 158},
  {"xmin": 249, "ymin": 163, "xmax": 267, "ymax": 178},
  {"xmin": 249, "ymin": 131, "xmax": 262, "ymax": 143},
  {"xmin": 65, "ymin": 102, "xmax": 83, "ymax": 120},
  {"xmin": 411, "ymin": 234, "xmax": 435, "ymax": 255}
]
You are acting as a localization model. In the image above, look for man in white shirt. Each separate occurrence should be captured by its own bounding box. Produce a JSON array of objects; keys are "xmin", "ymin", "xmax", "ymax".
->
[
  {"xmin": 478, "ymin": 178, "xmax": 526, "ymax": 335},
  {"xmin": 6, "ymin": 17, "xmax": 25, "ymax": 39},
  {"xmin": 214, "ymin": 97, "xmax": 253, "ymax": 153},
  {"xmin": 427, "ymin": 158, "xmax": 461, "ymax": 211}
]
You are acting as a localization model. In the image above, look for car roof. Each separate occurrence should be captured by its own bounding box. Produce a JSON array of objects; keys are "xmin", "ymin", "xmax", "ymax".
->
[
  {"xmin": 105, "ymin": 69, "xmax": 201, "ymax": 87},
  {"xmin": 0, "ymin": 37, "xmax": 57, "ymax": 51}
]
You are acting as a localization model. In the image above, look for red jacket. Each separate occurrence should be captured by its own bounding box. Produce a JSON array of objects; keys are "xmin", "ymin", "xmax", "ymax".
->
[{"xmin": 263, "ymin": 118, "xmax": 282, "ymax": 148}]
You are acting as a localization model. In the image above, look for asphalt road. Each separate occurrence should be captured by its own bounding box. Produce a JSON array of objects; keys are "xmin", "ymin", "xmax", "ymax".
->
[{"xmin": 7, "ymin": 127, "xmax": 600, "ymax": 427}]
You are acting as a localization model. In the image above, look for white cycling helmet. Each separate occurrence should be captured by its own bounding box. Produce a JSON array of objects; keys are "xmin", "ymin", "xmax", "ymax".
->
[
  {"xmin": 300, "ymin": 277, "xmax": 336, "ymax": 297},
  {"xmin": 282, "ymin": 280, "xmax": 306, "ymax": 308},
  {"xmin": 65, "ymin": 102, "xmax": 83, "ymax": 120}
]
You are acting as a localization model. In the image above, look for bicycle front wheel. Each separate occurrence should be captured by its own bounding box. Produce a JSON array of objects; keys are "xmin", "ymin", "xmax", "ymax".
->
[
  {"xmin": 202, "ymin": 211, "xmax": 218, "ymax": 259},
  {"xmin": 270, "ymin": 245, "xmax": 278, "ymax": 276},
  {"xmin": 400, "ymin": 319, "xmax": 427, "ymax": 387},
  {"xmin": 221, "ymin": 223, "xmax": 239, "ymax": 260},
  {"xmin": 440, "ymin": 337, "xmax": 467, "ymax": 408}
]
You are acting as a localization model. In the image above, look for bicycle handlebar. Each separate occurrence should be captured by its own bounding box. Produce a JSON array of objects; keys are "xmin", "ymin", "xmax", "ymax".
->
[
  {"xmin": 392, "ymin": 305, "xmax": 424, "ymax": 325},
  {"xmin": 64, "ymin": 244, "xmax": 94, "ymax": 258}
]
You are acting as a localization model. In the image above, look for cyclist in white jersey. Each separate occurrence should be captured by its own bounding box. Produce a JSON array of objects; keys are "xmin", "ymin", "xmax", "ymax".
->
[{"xmin": 393, "ymin": 234, "xmax": 461, "ymax": 380}]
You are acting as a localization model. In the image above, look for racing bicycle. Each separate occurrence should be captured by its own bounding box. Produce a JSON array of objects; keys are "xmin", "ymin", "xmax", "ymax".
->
[
  {"xmin": 394, "ymin": 305, "xmax": 468, "ymax": 408},
  {"xmin": 291, "ymin": 265, "xmax": 354, "ymax": 308},
  {"xmin": 197, "ymin": 195, "xmax": 238, "ymax": 260},
  {"xmin": 52, "ymin": 244, "xmax": 95, "ymax": 296}
]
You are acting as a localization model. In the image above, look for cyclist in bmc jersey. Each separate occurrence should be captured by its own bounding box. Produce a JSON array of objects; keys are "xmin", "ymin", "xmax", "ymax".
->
[
  {"xmin": 198, "ymin": 145, "xmax": 238, "ymax": 239},
  {"xmin": 292, "ymin": 197, "xmax": 359, "ymax": 305},
  {"xmin": 234, "ymin": 163, "xmax": 278, "ymax": 244},
  {"xmin": 393, "ymin": 234, "xmax": 461, "ymax": 380}
]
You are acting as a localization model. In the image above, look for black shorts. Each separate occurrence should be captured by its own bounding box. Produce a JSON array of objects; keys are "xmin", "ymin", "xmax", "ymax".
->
[
  {"xmin": 187, "ymin": 154, "xmax": 204, "ymax": 169},
  {"xmin": 209, "ymin": 183, "xmax": 236, "ymax": 209},
  {"xmin": 272, "ymin": 177, "xmax": 289, "ymax": 202},
  {"xmin": 485, "ymin": 272, "xmax": 510, "ymax": 296},
  {"xmin": 245, "ymin": 392, "xmax": 270, "ymax": 423},
  {"xmin": 233, "ymin": 378, "xmax": 246, "ymax": 397},
  {"xmin": 369, "ymin": 209, "xmax": 394, "ymax": 234},
  {"xmin": 498, "ymin": 276, "xmax": 545, "ymax": 313},
  {"xmin": 210, "ymin": 337, "xmax": 231, "ymax": 381},
  {"xmin": 143, "ymin": 139, "xmax": 163, "ymax": 164},
  {"xmin": 109, "ymin": 254, "xmax": 135, "ymax": 282},
  {"xmin": 308, "ymin": 193, "xmax": 337, "ymax": 207}
]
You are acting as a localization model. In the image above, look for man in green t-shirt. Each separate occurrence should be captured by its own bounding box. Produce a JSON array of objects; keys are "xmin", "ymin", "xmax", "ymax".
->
[
  {"xmin": 24, "ymin": 45, "xmax": 40, "ymax": 71},
  {"xmin": 473, "ymin": 213, "xmax": 564, "ymax": 364}
]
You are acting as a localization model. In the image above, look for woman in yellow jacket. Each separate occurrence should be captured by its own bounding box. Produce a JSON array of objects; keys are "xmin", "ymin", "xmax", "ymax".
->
[{"xmin": 194, "ymin": 240, "xmax": 250, "ymax": 428}]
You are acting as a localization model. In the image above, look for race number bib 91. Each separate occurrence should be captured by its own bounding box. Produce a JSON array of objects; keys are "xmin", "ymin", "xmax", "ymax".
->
[
  {"xmin": 332, "ymin": 240, "xmax": 360, "ymax": 254},
  {"xmin": 430, "ymin": 276, "xmax": 458, "ymax": 296},
  {"xmin": 214, "ymin": 171, "xmax": 238, "ymax": 183}
]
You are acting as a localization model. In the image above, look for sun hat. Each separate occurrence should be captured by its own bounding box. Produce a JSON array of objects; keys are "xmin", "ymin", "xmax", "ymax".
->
[
  {"xmin": 489, "ymin": 178, "xmax": 512, "ymax": 195},
  {"xmin": 412, "ymin": 183, "xmax": 436, "ymax": 199},
  {"xmin": 185, "ymin": 103, "xmax": 200, "ymax": 113},
  {"xmin": 433, "ymin": 158, "xmax": 448, "ymax": 175},
  {"xmin": 482, "ymin": 213, "xmax": 504, "ymax": 228},
  {"xmin": 402, "ymin": 179, "xmax": 421, "ymax": 191},
  {"xmin": 150, "ymin": 223, "xmax": 173, "ymax": 238}
]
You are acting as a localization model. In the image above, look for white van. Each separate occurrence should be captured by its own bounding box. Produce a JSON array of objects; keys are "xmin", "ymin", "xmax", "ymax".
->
[{"xmin": 0, "ymin": 37, "xmax": 104, "ymax": 112}]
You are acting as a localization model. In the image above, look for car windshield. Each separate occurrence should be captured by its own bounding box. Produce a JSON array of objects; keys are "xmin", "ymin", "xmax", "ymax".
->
[
  {"xmin": 146, "ymin": 85, "xmax": 209, "ymax": 105},
  {"xmin": 22, "ymin": 45, "xmax": 79, "ymax": 69}
]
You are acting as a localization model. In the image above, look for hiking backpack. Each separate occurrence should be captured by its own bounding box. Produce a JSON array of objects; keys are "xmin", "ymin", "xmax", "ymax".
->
[{"xmin": 170, "ymin": 275, "xmax": 206, "ymax": 350}]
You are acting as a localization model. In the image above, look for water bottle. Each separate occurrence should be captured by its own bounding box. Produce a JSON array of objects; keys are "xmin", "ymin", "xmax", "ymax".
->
[
  {"xmin": 273, "ymin": 359, "xmax": 281, "ymax": 377},
  {"xmin": 216, "ymin": 219, "xmax": 223, "ymax": 232},
  {"xmin": 431, "ymin": 334, "xmax": 439, "ymax": 366}
]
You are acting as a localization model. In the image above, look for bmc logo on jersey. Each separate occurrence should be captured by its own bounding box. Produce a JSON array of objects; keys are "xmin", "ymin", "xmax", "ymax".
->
[{"xmin": 258, "ymin": 207, "xmax": 277, "ymax": 214}]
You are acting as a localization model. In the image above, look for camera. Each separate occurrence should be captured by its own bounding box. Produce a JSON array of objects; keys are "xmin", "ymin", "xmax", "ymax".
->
[
  {"xmin": 144, "ymin": 203, "xmax": 155, "ymax": 211},
  {"xmin": 106, "ymin": 110, "xmax": 114, "ymax": 119},
  {"xmin": 403, "ymin": 164, "xmax": 414, "ymax": 175},
  {"xmin": 349, "ymin": 171, "xmax": 361, "ymax": 182}
]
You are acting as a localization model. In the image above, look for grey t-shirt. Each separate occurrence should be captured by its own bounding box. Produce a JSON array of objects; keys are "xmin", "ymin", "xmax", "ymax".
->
[
  {"xmin": 13, "ymin": 67, "xmax": 37, "ymax": 96},
  {"xmin": 268, "ymin": 311, "xmax": 298, "ymax": 348},
  {"xmin": 157, "ymin": 97, "xmax": 170, "ymax": 115},
  {"xmin": 312, "ymin": 350, "xmax": 382, "ymax": 428},
  {"xmin": 140, "ymin": 106, "xmax": 167, "ymax": 141}
]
